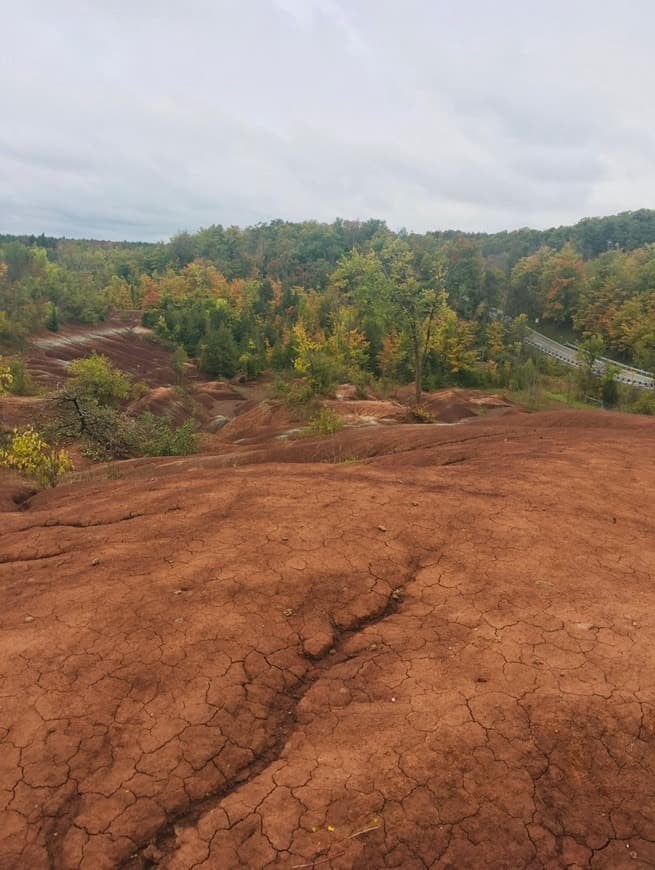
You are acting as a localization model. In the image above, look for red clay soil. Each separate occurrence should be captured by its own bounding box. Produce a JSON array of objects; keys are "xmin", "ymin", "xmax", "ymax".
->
[
  {"xmin": 215, "ymin": 401, "xmax": 298, "ymax": 445},
  {"xmin": 1, "ymin": 411, "xmax": 655, "ymax": 869},
  {"xmin": 324, "ymin": 399, "xmax": 409, "ymax": 426},
  {"xmin": 0, "ymin": 397, "xmax": 51, "ymax": 431},
  {"xmin": 27, "ymin": 324, "xmax": 182, "ymax": 389},
  {"xmin": 393, "ymin": 386, "xmax": 517, "ymax": 423}
]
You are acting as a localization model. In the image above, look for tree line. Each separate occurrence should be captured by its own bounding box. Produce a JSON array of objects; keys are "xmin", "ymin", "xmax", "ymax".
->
[{"xmin": 1, "ymin": 210, "xmax": 655, "ymax": 389}]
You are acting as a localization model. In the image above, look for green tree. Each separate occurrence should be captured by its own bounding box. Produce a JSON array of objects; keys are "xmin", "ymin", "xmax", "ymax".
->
[
  {"xmin": 577, "ymin": 334, "xmax": 605, "ymax": 370},
  {"xmin": 67, "ymin": 353, "xmax": 133, "ymax": 406},
  {"xmin": 382, "ymin": 240, "xmax": 442, "ymax": 406},
  {"xmin": 171, "ymin": 345, "xmax": 188, "ymax": 386},
  {"xmin": 442, "ymin": 236, "xmax": 485, "ymax": 318},
  {"xmin": 45, "ymin": 302, "xmax": 60, "ymax": 332},
  {"xmin": 577, "ymin": 334, "xmax": 605, "ymax": 397},
  {"xmin": 600, "ymin": 367, "xmax": 619, "ymax": 408},
  {"xmin": 199, "ymin": 323, "xmax": 239, "ymax": 378}
]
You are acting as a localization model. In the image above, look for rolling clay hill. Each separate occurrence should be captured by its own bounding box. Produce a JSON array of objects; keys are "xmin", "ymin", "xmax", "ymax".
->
[{"xmin": 2, "ymin": 407, "xmax": 655, "ymax": 870}]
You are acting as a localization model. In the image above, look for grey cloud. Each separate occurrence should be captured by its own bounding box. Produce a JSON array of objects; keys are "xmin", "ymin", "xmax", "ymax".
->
[{"xmin": 1, "ymin": 0, "xmax": 655, "ymax": 240}]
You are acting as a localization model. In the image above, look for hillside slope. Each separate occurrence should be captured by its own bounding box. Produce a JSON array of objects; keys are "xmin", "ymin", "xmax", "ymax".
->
[{"xmin": 1, "ymin": 411, "xmax": 654, "ymax": 869}]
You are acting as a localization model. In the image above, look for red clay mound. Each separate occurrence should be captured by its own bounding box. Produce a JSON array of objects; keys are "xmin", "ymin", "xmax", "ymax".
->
[
  {"xmin": 215, "ymin": 400, "xmax": 297, "ymax": 445},
  {"xmin": 27, "ymin": 324, "xmax": 180, "ymax": 389},
  {"xmin": 127, "ymin": 383, "xmax": 249, "ymax": 429},
  {"xmin": 0, "ymin": 396, "xmax": 50, "ymax": 431},
  {"xmin": 0, "ymin": 469, "xmax": 36, "ymax": 512},
  {"xmin": 394, "ymin": 385, "xmax": 519, "ymax": 423},
  {"xmin": 324, "ymin": 398, "xmax": 409, "ymax": 425},
  {"xmin": 1, "ymin": 411, "xmax": 655, "ymax": 869},
  {"xmin": 191, "ymin": 382, "xmax": 247, "ymax": 421},
  {"xmin": 128, "ymin": 387, "xmax": 197, "ymax": 426}
]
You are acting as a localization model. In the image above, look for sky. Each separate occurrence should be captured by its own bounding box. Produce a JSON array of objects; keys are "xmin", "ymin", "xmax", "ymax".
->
[{"xmin": 2, "ymin": 0, "xmax": 655, "ymax": 241}]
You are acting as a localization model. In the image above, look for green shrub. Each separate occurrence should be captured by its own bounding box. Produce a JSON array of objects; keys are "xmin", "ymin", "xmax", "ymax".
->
[
  {"xmin": 67, "ymin": 353, "xmax": 133, "ymax": 406},
  {"xmin": 0, "ymin": 357, "xmax": 12, "ymax": 394},
  {"xmin": 302, "ymin": 407, "xmax": 345, "ymax": 436},
  {"xmin": 55, "ymin": 394, "xmax": 133, "ymax": 459},
  {"xmin": 45, "ymin": 302, "xmax": 60, "ymax": 332},
  {"xmin": 630, "ymin": 391, "xmax": 655, "ymax": 415},
  {"xmin": 600, "ymin": 370, "xmax": 619, "ymax": 408},
  {"xmin": 7, "ymin": 357, "xmax": 36, "ymax": 395},
  {"xmin": 132, "ymin": 414, "xmax": 198, "ymax": 456}
]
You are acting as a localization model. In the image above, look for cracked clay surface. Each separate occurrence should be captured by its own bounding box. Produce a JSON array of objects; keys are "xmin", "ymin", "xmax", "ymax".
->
[{"xmin": 1, "ymin": 410, "xmax": 654, "ymax": 869}]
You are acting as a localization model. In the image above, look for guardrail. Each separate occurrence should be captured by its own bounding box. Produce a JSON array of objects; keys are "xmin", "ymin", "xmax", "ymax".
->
[{"xmin": 524, "ymin": 330, "xmax": 654, "ymax": 391}]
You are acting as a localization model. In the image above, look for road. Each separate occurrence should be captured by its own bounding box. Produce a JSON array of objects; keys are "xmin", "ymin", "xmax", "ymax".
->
[{"xmin": 524, "ymin": 329, "xmax": 654, "ymax": 390}]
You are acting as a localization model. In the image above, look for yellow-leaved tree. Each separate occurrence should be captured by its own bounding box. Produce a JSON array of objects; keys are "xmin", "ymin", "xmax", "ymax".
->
[
  {"xmin": 0, "ymin": 356, "xmax": 12, "ymax": 394},
  {"xmin": 0, "ymin": 427, "xmax": 73, "ymax": 487}
]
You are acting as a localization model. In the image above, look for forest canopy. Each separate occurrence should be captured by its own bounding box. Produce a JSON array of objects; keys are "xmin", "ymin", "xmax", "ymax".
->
[{"xmin": 2, "ymin": 209, "xmax": 655, "ymax": 390}]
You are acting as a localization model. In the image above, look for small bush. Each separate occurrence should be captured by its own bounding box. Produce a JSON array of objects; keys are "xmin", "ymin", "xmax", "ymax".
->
[
  {"xmin": 410, "ymin": 405, "xmax": 434, "ymax": 423},
  {"xmin": 55, "ymin": 395, "xmax": 134, "ymax": 459},
  {"xmin": 7, "ymin": 358, "xmax": 36, "ymax": 395},
  {"xmin": 67, "ymin": 353, "xmax": 133, "ymax": 406},
  {"xmin": 630, "ymin": 391, "xmax": 655, "ymax": 415},
  {"xmin": 302, "ymin": 407, "xmax": 345, "ymax": 436},
  {"xmin": 0, "ymin": 426, "xmax": 73, "ymax": 487},
  {"xmin": 45, "ymin": 302, "xmax": 60, "ymax": 332},
  {"xmin": 600, "ymin": 371, "xmax": 619, "ymax": 408},
  {"xmin": 0, "ymin": 357, "xmax": 12, "ymax": 393},
  {"xmin": 132, "ymin": 414, "xmax": 198, "ymax": 456}
]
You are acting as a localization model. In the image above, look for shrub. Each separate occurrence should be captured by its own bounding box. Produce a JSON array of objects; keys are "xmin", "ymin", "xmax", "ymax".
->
[
  {"xmin": 302, "ymin": 407, "xmax": 345, "ymax": 436},
  {"xmin": 172, "ymin": 345, "xmax": 188, "ymax": 385},
  {"xmin": 600, "ymin": 370, "xmax": 619, "ymax": 408},
  {"xmin": 45, "ymin": 302, "xmax": 60, "ymax": 332},
  {"xmin": 54, "ymin": 392, "xmax": 198, "ymax": 459},
  {"xmin": 0, "ymin": 358, "xmax": 12, "ymax": 393},
  {"xmin": 54, "ymin": 394, "xmax": 134, "ymax": 459},
  {"xmin": 411, "ymin": 405, "xmax": 434, "ymax": 423},
  {"xmin": 132, "ymin": 414, "xmax": 198, "ymax": 456},
  {"xmin": 7, "ymin": 358, "xmax": 35, "ymax": 395},
  {"xmin": 630, "ymin": 391, "xmax": 655, "ymax": 415},
  {"xmin": 67, "ymin": 353, "xmax": 133, "ymax": 406},
  {"xmin": 0, "ymin": 426, "xmax": 73, "ymax": 487}
]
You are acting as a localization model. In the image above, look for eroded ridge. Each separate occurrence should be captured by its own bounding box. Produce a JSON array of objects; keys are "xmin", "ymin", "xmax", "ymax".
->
[{"xmin": 1, "ymin": 412, "xmax": 654, "ymax": 869}]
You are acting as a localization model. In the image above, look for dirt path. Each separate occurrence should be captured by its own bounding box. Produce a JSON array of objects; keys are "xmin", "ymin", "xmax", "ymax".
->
[{"xmin": 1, "ymin": 411, "xmax": 654, "ymax": 868}]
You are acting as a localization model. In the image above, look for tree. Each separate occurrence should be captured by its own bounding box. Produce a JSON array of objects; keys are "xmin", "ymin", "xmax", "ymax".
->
[
  {"xmin": 577, "ymin": 334, "xmax": 605, "ymax": 370},
  {"xmin": 442, "ymin": 236, "xmax": 485, "ymax": 318},
  {"xmin": 198, "ymin": 323, "xmax": 239, "ymax": 378},
  {"xmin": 171, "ymin": 345, "xmax": 188, "ymax": 386},
  {"xmin": 541, "ymin": 242, "xmax": 585, "ymax": 324},
  {"xmin": 600, "ymin": 368, "xmax": 619, "ymax": 408},
  {"xmin": 433, "ymin": 293, "xmax": 479, "ymax": 378},
  {"xmin": 45, "ymin": 302, "xmax": 60, "ymax": 332},
  {"xmin": 577, "ymin": 334, "xmax": 605, "ymax": 397},
  {"xmin": 509, "ymin": 248, "xmax": 552, "ymax": 319},
  {"xmin": 67, "ymin": 353, "xmax": 133, "ymax": 406},
  {"xmin": 292, "ymin": 322, "xmax": 342, "ymax": 395},
  {"xmin": 383, "ymin": 241, "xmax": 442, "ymax": 406}
]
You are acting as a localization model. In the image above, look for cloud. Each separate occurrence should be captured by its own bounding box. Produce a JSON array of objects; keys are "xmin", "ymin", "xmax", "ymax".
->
[{"xmin": 1, "ymin": 0, "xmax": 655, "ymax": 240}]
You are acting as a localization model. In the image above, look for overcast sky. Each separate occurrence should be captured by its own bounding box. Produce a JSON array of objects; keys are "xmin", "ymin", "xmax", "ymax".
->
[{"xmin": 2, "ymin": 0, "xmax": 654, "ymax": 241}]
